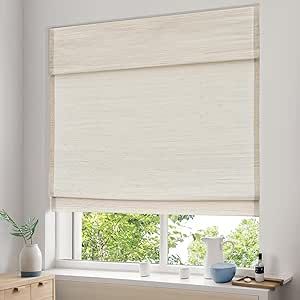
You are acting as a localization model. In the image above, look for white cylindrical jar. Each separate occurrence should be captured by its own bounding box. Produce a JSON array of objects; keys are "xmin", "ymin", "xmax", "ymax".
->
[
  {"xmin": 19, "ymin": 244, "xmax": 42, "ymax": 277},
  {"xmin": 179, "ymin": 266, "xmax": 190, "ymax": 279},
  {"xmin": 139, "ymin": 262, "xmax": 151, "ymax": 277}
]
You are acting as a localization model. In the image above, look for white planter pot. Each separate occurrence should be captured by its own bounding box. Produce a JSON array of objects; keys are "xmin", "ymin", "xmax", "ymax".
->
[{"xmin": 19, "ymin": 244, "xmax": 42, "ymax": 277}]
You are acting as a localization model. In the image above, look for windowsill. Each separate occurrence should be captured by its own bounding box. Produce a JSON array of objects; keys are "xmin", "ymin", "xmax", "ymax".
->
[{"xmin": 47, "ymin": 268, "xmax": 282, "ymax": 297}]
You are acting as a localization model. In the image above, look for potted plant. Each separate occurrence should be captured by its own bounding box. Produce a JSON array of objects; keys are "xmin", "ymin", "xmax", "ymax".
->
[{"xmin": 0, "ymin": 209, "xmax": 42, "ymax": 277}]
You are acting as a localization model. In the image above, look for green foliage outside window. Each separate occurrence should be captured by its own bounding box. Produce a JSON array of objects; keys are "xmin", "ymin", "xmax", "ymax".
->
[
  {"xmin": 82, "ymin": 213, "xmax": 259, "ymax": 268},
  {"xmin": 187, "ymin": 219, "xmax": 259, "ymax": 268},
  {"xmin": 224, "ymin": 219, "xmax": 260, "ymax": 267},
  {"xmin": 82, "ymin": 213, "xmax": 160, "ymax": 263},
  {"xmin": 187, "ymin": 226, "xmax": 219, "ymax": 266}
]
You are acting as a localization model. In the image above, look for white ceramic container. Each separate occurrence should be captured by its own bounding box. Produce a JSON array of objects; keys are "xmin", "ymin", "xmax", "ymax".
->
[
  {"xmin": 139, "ymin": 262, "xmax": 151, "ymax": 277},
  {"xmin": 179, "ymin": 266, "xmax": 190, "ymax": 279},
  {"xmin": 202, "ymin": 237, "xmax": 234, "ymax": 279},
  {"xmin": 19, "ymin": 244, "xmax": 42, "ymax": 277}
]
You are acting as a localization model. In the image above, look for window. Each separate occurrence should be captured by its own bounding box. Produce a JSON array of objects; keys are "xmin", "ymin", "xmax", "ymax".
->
[
  {"xmin": 168, "ymin": 215, "xmax": 259, "ymax": 268},
  {"xmin": 57, "ymin": 213, "xmax": 259, "ymax": 270},
  {"xmin": 51, "ymin": 6, "xmax": 260, "ymax": 273},
  {"xmin": 82, "ymin": 213, "xmax": 160, "ymax": 263}
]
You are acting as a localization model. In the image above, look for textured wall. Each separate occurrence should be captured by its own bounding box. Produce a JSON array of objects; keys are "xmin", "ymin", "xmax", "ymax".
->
[
  {"xmin": 0, "ymin": 0, "xmax": 24, "ymax": 272},
  {"xmin": 260, "ymin": 1, "xmax": 300, "ymax": 299}
]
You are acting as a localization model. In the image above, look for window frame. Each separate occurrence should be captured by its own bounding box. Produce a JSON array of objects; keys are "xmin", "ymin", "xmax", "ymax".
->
[
  {"xmin": 56, "ymin": 213, "xmax": 170, "ymax": 267},
  {"xmin": 55, "ymin": 212, "xmax": 255, "ymax": 277}
]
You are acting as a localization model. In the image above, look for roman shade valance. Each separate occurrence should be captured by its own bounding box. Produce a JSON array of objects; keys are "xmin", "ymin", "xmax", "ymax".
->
[{"xmin": 49, "ymin": 6, "xmax": 260, "ymax": 216}]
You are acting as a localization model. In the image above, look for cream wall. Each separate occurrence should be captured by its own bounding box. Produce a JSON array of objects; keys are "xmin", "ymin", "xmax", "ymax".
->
[
  {"xmin": 56, "ymin": 280, "xmax": 265, "ymax": 300},
  {"xmin": 0, "ymin": 0, "xmax": 24, "ymax": 272},
  {"xmin": 259, "ymin": 1, "xmax": 300, "ymax": 299},
  {"xmin": 23, "ymin": 0, "xmax": 300, "ymax": 299}
]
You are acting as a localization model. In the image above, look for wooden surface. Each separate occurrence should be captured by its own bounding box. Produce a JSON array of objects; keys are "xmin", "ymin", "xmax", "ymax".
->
[
  {"xmin": 0, "ymin": 274, "xmax": 54, "ymax": 300},
  {"xmin": 56, "ymin": 280, "xmax": 259, "ymax": 300},
  {"xmin": 0, "ymin": 274, "xmax": 54, "ymax": 291},
  {"xmin": 31, "ymin": 280, "xmax": 53, "ymax": 300},
  {"xmin": 4, "ymin": 286, "xmax": 30, "ymax": 300},
  {"xmin": 53, "ymin": 60, "xmax": 258, "ymax": 203},
  {"xmin": 49, "ymin": 6, "xmax": 259, "ymax": 75},
  {"xmin": 232, "ymin": 277, "xmax": 283, "ymax": 290}
]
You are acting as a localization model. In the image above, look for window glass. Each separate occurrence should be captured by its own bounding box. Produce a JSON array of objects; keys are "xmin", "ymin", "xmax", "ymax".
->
[
  {"xmin": 78, "ymin": 213, "xmax": 259, "ymax": 268},
  {"xmin": 168, "ymin": 215, "xmax": 259, "ymax": 268},
  {"xmin": 82, "ymin": 213, "xmax": 160, "ymax": 263}
]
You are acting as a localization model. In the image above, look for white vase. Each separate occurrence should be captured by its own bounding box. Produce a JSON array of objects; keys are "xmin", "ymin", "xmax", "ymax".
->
[{"xmin": 19, "ymin": 244, "xmax": 42, "ymax": 277}]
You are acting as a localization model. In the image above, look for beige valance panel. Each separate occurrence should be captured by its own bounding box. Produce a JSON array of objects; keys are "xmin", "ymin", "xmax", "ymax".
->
[
  {"xmin": 49, "ymin": 6, "xmax": 259, "ymax": 75},
  {"xmin": 49, "ymin": 6, "xmax": 260, "ymax": 216},
  {"xmin": 52, "ymin": 198, "xmax": 259, "ymax": 216}
]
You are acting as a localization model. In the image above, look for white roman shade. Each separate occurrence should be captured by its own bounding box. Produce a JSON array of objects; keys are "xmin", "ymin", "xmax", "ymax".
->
[{"xmin": 49, "ymin": 6, "xmax": 260, "ymax": 216}]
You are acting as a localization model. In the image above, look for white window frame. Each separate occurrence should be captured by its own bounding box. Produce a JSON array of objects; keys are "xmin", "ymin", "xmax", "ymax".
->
[
  {"xmin": 55, "ymin": 212, "xmax": 255, "ymax": 277},
  {"xmin": 56, "ymin": 213, "xmax": 174, "ymax": 271}
]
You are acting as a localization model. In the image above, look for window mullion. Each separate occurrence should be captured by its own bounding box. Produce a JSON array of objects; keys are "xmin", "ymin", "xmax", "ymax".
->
[
  {"xmin": 72, "ymin": 212, "xmax": 83, "ymax": 260},
  {"xmin": 56, "ymin": 212, "xmax": 73, "ymax": 259},
  {"xmin": 159, "ymin": 214, "xmax": 168, "ymax": 268}
]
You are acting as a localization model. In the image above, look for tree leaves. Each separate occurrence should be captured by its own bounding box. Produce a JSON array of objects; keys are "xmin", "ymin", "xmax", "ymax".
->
[
  {"xmin": 82, "ymin": 213, "xmax": 160, "ymax": 263},
  {"xmin": 188, "ymin": 226, "xmax": 219, "ymax": 266},
  {"xmin": 0, "ymin": 209, "xmax": 39, "ymax": 244},
  {"xmin": 187, "ymin": 220, "xmax": 259, "ymax": 268},
  {"xmin": 224, "ymin": 219, "xmax": 259, "ymax": 268},
  {"xmin": 81, "ymin": 212, "xmax": 259, "ymax": 268}
]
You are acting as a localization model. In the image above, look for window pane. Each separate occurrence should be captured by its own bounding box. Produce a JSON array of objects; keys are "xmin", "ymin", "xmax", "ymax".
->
[
  {"xmin": 168, "ymin": 215, "xmax": 259, "ymax": 268},
  {"xmin": 82, "ymin": 213, "xmax": 160, "ymax": 263}
]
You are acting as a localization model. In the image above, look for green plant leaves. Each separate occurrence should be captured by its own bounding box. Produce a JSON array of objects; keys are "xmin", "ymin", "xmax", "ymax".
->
[
  {"xmin": 0, "ymin": 209, "xmax": 39, "ymax": 244},
  {"xmin": 21, "ymin": 217, "xmax": 39, "ymax": 241}
]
